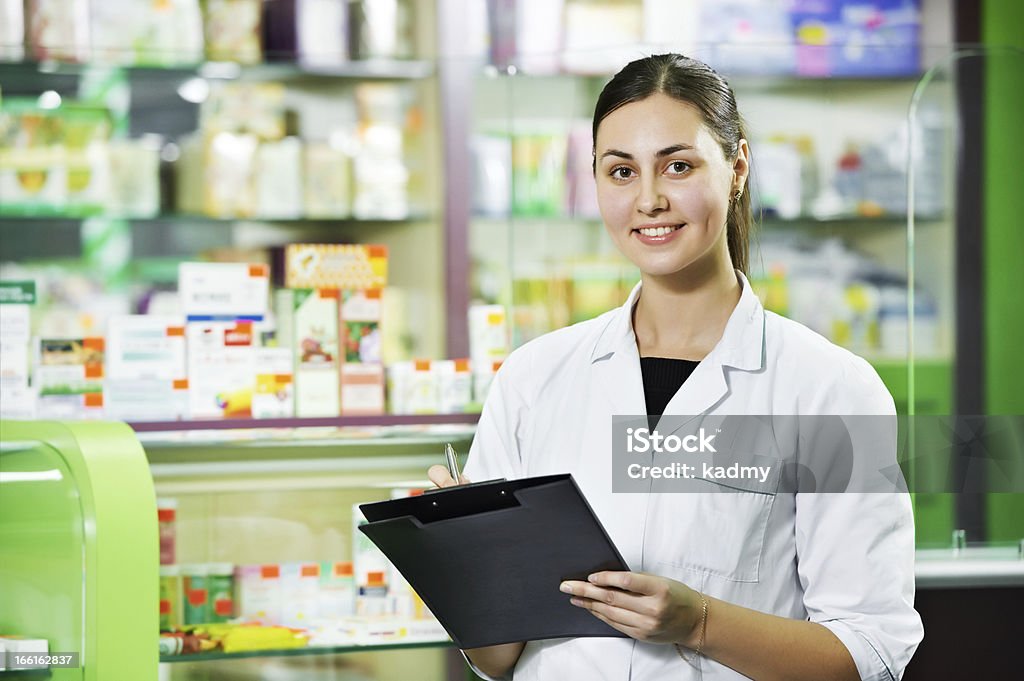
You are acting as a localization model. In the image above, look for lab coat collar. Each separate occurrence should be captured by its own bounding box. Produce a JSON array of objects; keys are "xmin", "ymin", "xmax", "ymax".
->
[{"xmin": 590, "ymin": 269, "xmax": 766, "ymax": 373}]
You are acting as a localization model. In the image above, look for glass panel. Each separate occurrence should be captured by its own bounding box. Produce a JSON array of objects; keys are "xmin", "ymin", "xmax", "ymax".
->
[
  {"xmin": 907, "ymin": 47, "xmax": 1024, "ymax": 548},
  {"xmin": 0, "ymin": 439, "xmax": 86, "ymax": 679},
  {"xmin": 146, "ymin": 431, "xmax": 468, "ymax": 679}
]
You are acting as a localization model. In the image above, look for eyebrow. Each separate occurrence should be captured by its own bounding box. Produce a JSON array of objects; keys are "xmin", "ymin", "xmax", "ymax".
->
[{"xmin": 598, "ymin": 143, "xmax": 695, "ymax": 161}]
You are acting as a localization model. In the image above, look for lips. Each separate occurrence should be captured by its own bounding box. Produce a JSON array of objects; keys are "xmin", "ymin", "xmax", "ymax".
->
[{"xmin": 632, "ymin": 223, "xmax": 684, "ymax": 243}]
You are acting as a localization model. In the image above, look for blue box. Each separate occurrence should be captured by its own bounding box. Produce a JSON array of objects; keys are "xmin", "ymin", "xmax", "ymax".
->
[{"xmin": 790, "ymin": 0, "xmax": 921, "ymax": 77}]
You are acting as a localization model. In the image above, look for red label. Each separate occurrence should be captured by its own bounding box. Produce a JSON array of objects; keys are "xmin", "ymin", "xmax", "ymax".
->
[
  {"xmin": 214, "ymin": 598, "xmax": 234, "ymax": 616},
  {"xmin": 224, "ymin": 322, "xmax": 253, "ymax": 346},
  {"xmin": 160, "ymin": 599, "xmax": 171, "ymax": 615},
  {"xmin": 261, "ymin": 565, "xmax": 280, "ymax": 579},
  {"xmin": 301, "ymin": 564, "xmax": 320, "ymax": 578},
  {"xmin": 187, "ymin": 589, "xmax": 208, "ymax": 606}
]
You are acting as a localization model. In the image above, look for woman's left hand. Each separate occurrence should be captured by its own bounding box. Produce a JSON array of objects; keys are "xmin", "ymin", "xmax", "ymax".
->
[{"xmin": 560, "ymin": 571, "xmax": 703, "ymax": 646}]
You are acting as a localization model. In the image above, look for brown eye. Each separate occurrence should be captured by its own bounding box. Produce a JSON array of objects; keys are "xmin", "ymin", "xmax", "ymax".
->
[
  {"xmin": 612, "ymin": 167, "xmax": 633, "ymax": 179},
  {"xmin": 668, "ymin": 161, "xmax": 691, "ymax": 174}
]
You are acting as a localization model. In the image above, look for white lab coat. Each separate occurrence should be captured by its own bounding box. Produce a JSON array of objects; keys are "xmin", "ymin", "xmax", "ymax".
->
[{"xmin": 463, "ymin": 271, "xmax": 923, "ymax": 681}]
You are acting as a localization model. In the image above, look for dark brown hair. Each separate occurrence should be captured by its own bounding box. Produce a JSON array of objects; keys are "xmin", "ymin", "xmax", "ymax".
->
[{"xmin": 592, "ymin": 54, "xmax": 753, "ymax": 274}]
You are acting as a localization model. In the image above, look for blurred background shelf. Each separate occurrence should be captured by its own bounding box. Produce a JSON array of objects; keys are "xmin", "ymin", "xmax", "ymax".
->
[
  {"xmin": 0, "ymin": 58, "xmax": 435, "ymax": 86},
  {"xmin": 160, "ymin": 639, "xmax": 451, "ymax": 664},
  {"xmin": 128, "ymin": 413, "xmax": 480, "ymax": 433}
]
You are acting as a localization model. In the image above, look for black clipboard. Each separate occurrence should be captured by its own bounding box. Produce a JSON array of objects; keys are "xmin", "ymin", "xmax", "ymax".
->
[{"xmin": 357, "ymin": 474, "xmax": 631, "ymax": 649}]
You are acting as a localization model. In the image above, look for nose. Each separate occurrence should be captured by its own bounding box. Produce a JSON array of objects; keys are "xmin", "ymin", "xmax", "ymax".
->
[{"xmin": 636, "ymin": 176, "xmax": 668, "ymax": 215}]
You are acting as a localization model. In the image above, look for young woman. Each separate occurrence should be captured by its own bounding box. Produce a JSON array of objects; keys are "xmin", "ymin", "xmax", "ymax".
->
[{"xmin": 429, "ymin": 54, "xmax": 922, "ymax": 681}]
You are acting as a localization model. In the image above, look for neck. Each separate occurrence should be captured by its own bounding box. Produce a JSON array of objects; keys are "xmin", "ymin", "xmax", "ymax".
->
[{"xmin": 633, "ymin": 259, "xmax": 742, "ymax": 361}]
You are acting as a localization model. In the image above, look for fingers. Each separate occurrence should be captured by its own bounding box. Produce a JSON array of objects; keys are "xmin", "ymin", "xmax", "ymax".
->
[
  {"xmin": 560, "ymin": 579, "xmax": 654, "ymax": 616},
  {"xmin": 587, "ymin": 571, "xmax": 665, "ymax": 597},
  {"xmin": 426, "ymin": 465, "xmax": 472, "ymax": 488}
]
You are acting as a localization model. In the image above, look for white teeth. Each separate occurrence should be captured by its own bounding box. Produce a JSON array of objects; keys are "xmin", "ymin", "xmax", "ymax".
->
[{"xmin": 637, "ymin": 225, "xmax": 681, "ymax": 237}]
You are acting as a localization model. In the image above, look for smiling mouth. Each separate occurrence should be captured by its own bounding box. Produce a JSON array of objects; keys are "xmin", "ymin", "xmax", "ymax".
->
[{"xmin": 633, "ymin": 224, "xmax": 683, "ymax": 237}]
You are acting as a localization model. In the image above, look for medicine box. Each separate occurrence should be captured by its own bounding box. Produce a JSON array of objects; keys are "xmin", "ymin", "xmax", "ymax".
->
[
  {"xmin": 186, "ymin": 321, "xmax": 257, "ymax": 419},
  {"xmin": 179, "ymin": 262, "xmax": 269, "ymax": 320},
  {"xmin": 34, "ymin": 337, "xmax": 105, "ymax": 420},
  {"xmin": 278, "ymin": 288, "xmax": 340, "ymax": 417},
  {"xmin": 285, "ymin": 244, "xmax": 388, "ymax": 290}
]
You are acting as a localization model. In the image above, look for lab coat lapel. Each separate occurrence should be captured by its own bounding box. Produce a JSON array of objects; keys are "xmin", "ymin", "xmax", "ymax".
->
[
  {"xmin": 663, "ymin": 270, "xmax": 766, "ymax": 418},
  {"xmin": 589, "ymin": 283, "xmax": 647, "ymax": 417}
]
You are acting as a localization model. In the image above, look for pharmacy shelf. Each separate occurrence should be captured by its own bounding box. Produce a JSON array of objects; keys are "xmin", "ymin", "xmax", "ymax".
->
[
  {"xmin": 472, "ymin": 213, "xmax": 939, "ymax": 225},
  {"xmin": 0, "ymin": 213, "xmax": 431, "ymax": 225},
  {"xmin": 0, "ymin": 58, "xmax": 434, "ymax": 84},
  {"xmin": 129, "ymin": 413, "xmax": 481, "ymax": 433},
  {"xmin": 160, "ymin": 638, "xmax": 452, "ymax": 663}
]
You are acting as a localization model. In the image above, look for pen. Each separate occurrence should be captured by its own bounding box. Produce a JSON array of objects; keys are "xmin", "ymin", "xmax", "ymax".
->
[{"xmin": 445, "ymin": 442, "xmax": 461, "ymax": 484}]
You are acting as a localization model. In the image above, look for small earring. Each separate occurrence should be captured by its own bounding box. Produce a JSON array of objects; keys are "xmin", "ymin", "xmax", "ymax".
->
[{"xmin": 732, "ymin": 189, "xmax": 743, "ymax": 202}]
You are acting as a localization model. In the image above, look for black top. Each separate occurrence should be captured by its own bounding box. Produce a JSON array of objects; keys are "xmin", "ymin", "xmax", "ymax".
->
[{"xmin": 640, "ymin": 357, "xmax": 700, "ymax": 430}]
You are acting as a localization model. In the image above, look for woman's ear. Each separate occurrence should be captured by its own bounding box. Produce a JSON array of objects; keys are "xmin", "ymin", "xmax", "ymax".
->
[{"xmin": 732, "ymin": 138, "xmax": 750, "ymax": 193}]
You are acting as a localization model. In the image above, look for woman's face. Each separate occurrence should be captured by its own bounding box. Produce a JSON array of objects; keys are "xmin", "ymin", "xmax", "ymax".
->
[{"xmin": 594, "ymin": 93, "xmax": 747, "ymax": 279}]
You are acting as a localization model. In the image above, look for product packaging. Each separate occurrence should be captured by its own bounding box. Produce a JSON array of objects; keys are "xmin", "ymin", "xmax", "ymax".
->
[
  {"xmin": 468, "ymin": 304, "xmax": 508, "ymax": 370},
  {"xmin": 201, "ymin": 83, "xmax": 287, "ymax": 141},
  {"xmin": 0, "ymin": 0, "xmax": 25, "ymax": 60},
  {"xmin": 791, "ymin": 0, "xmax": 921, "ymax": 77},
  {"xmin": 202, "ymin": 132, "xmax": 259, "ymax": 217},
  {"xmin": 303, "ymin": 143, "xmax": 352, "ymax": 217},
  {"xmin": 285, "ymin": 244, "xmax": 388, "ymax": 290},
  {"xmin": 560, "ymin": 0, "xmax": 642, "ymax": 75},
  {"xmin": 436, "ymin": 358, "xmax": 472, "ymax": 414},
  {"xmin": 179, "ymin": 262, "xmax": 270, "ymax": 320},
  {"xmin": 352, "ymin": 83, "xmax": 410, "ymax": 219},
  {"xmin": 204, "ymin": 0, "xmax": 262, "ymax": 64},
  {"xmin": 471, "ymin": 135, "xmax": 512, "ymax": 217},
  {"xmin": 27, "ymin": 0, "xmax": 91, "ymax": 62},
  {"xmin": 157, "ymin": 498, "xmax": 177, "ymax": 565},
  {"xmin": 107, "ymin": 138, "xmax": 161, "ymax": 217},
  {"xmin": 34, "ymin": 337, "xmax": 105, "ymax": 419},
  {"xmin": 511, "ymin": 134, "xmax": 566, "ymax": 217},
  {"xmin": 341, "ymin": 289, "xmax": 382, "ymax": 363},
  {"xmin": 159, "ymin": 565, "xmax": 182, "ymax": 630},
  {"xmin": 207, "ymin": 563, "xmax": 236, "ymax": 623},
  {"xmin": 699, "ymin": 0, "xmax": 795, "ymax": 76},
  {"xmin": 61, "ymin": 106, "xmax": 112, "ymax": 216},
  {"xmin": 319, "ymin": 561, "xmax": 355, "ymax": 618},
  {"xmin": 236, "ymin": 564, "xmax": 283, "ymax": 626},
  {"xmin": 0, "ymin": 281, "xmax": 36, "ymax": 420},
  {"xmin": 89, "ymin": 0, "xmax": 203, "ymax": 66},
  {"xmin": 502, "ymin": 0, "xmax": 562, "ymax": 74},
  {"xmin": 277, "ymin": 288, "xmax": 340, "ymax": 417},
  {"xmin": 473, "ymin": 360, "xmax": 503, "ymax": 406},
  {"xmin": 104, "ymin": 315, "xmax": 188, "ymax": 421},
  {"xmin": 263, "ymin": 0, "xmax": 348, "ymax": 67},
  {"xmin": 182, "ymin": 564, "xmax": 210, "ymax": 625},
  {"xmin": 252, "ymin": 347, "xmax": 294, "ymax": 418},
  {"xmin": 349, "ymin": 0, "xmax": 416, "ymax": 59},
  {"xmin": 340, "ymin": 363, "xmax": 385, "ymax": 415},
  {"xmin": 186, "ymin": 320, "xmax": 257, "ymax": 419},
  {"xmin": 0, "ymin": 101, "xmax": 67, "ymax": 214},
  {"xmin": 280, "ymin": 562, "xmax": 321, "ymax": 628},
  {"xmin": 256, "ymin": 137, "xmax": 303, "ymax": 218}
]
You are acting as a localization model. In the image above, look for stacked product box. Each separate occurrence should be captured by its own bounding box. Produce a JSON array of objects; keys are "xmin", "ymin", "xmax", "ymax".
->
[
  {"xmin": 283, "ymin": 244, "xmax": 388, "ymax": 417},
  {"xmin": 468, "ymin": 303, "xmax": 509, "ymax": 404},
  {"xmin": 0, "ymin": 282, "xmax": 35, "ymax": 419},
  {"xmin": 34, "ymin": 337, "xmax": 105, "ymax": 420},
  {"xmin": 387, "ymin": 358, "xmax": 473, "ymax": 415},
  {"xmin": 179, "ymin": 262, "xmax": 269, "ymax": 419},
  {"xmin": 104, "ymin": 316, "xmax": 188, "ymax": 421},
  {"xmin": 276, "ymin": 287, "xmax": 340, "ymax": 417}
]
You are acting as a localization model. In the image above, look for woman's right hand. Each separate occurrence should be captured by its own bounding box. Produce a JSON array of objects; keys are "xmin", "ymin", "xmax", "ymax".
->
[{"xmin": 427, "ymin": 465, "xmax": 471, "ymax": 489}]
